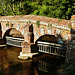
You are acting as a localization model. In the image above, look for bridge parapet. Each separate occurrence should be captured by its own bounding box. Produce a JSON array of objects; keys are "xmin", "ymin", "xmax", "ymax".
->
[
  {"xmin": 6, "ymin": 36, "xmax": 24, "ymax": 47},
  {"xmin": 37, "ymin": 41, "xmax": 66, "ymax": 57}
]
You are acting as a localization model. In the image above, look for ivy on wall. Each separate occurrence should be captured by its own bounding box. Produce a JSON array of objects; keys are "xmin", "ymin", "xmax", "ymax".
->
[
  {"xmin": 48, "ymin": 24, "xmax": 52, "ymax": 28},
  {"xmin": 68, "ymin": 24, "xmax": 72, "ymax": 28},
  {"xmin": 36, "ymin": 21, "xmax": 40, "ymax": 27},
  {"xmin": 6, "ymin": 22, "xmax": 9, "ymax": 27}
]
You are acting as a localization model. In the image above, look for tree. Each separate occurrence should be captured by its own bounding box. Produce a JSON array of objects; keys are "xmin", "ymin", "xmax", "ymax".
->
[{"xmin": 0, "ymin": 0, "xmax": 74, "ymax": 20}]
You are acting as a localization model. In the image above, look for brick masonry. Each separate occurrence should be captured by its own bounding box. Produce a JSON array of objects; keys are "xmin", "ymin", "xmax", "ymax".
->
[
  {"xmin": 21, "ymin": 42, "xmax": 31, "ymax": 54},
  {"xmin": 0, "ymin": 15, "xmax": 75, "ymax": 59},
  {"xmin": 0, "ymin": 15, "xmax": 71, "ymax": 42}
]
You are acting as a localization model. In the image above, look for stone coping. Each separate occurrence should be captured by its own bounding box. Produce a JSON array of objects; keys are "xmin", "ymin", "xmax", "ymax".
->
[{"xmin": 0, "ymin": 15, "xmax": 71, "ymax": 26}]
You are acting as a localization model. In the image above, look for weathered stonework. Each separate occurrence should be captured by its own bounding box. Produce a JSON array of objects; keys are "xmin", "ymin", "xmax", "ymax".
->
[
  {"xmin": 18, "ymin": 42, "xmax": 38, "ymax": 59},
  {"xmin": 22, "ymin": 42, "xmax": 31, "ymax": 54},
  {"xmin": 0, "ymin": 15, "xmax": 71, "ymax": 42},
  {"xmin": 0, "ymin": 15, "xmax": 74, "ymax": 59}
]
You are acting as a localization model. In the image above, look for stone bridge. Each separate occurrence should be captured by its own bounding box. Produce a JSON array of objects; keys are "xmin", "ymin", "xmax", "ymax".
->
[
  {"xmin": 0, "ymin": 15, "xmax": 74, "ymax": 42},
  {"xmin": 0, "ymin": 15, "xmax": 75, "ymax": 59}
]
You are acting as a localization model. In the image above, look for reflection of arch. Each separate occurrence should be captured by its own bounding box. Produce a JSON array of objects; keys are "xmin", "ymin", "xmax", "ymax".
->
[{"xmin": 3, "ymin": 28, "xmax": 24, "ymax": 39}]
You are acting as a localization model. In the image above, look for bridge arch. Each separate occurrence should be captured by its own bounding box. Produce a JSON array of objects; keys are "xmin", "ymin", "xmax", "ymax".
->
[
  {"xmin": 3, "ymin": 28, "xmax": 24, "ymax": 39},
  {"xmin": 36, "ymin": 34, "xmax": 58, "ymax": 43},
  {"xmin": 3, "ymin": 28, "xmax": 24, "ymax": 46},
  {"xmin": 36, "ymin": 34, "xmax": 66, "ymax": 57}
]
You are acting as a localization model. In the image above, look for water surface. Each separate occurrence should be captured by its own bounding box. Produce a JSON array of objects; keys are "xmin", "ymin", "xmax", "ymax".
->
[{"xmin": 0, "ymin": 46, "xmax": 65, "ymax": 75}]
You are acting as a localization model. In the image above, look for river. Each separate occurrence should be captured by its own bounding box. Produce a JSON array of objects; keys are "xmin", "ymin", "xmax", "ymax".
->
[{"xmin": 0, "ymin": 46, "xmax": 65, "ymax": 75}]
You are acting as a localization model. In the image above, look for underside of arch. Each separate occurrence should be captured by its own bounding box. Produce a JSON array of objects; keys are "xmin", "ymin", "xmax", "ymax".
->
[{"xmin": 3, "ymin": 28, "xmax": 24, "ymax": 39}]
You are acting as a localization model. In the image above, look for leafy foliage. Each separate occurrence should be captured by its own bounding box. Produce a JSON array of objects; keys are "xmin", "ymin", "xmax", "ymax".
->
[
  {"xmin": 6, "ymin": 23, "xmax": 9, "ymax": 27},
  {"xmin": 68, "ymin": 24, "xmax": 72, "ymax": 28},
  {"xmin": 0, "ymin": 0, "xmax": 75, "ymax": 20},
  {"xmin": 36, "ymin": 21, "xmax": 40, "ymax": 27}
]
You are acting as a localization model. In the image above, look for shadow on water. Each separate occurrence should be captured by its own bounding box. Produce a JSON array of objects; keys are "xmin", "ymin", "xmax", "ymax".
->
[
  {"xmin": 32, "ymin": 53, "xmax": 65, "ymax": 75},
  {"xmin": 0, "ymin": 46, "xmax": 65, "ymax": 75}
]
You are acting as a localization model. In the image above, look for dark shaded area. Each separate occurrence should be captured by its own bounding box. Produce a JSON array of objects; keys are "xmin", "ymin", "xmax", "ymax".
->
[
  {"xmin": 0, "ymin": 39, "xmax": 5, "ymax": 45},
  {"xmin": 3, "ymin": 28, "xmax": 12, "ymax": 39},
  {"xmin": 3, "ymin": 28, "xmax": 12, "ymax": 44},
  {"xmin": 36, "ymin": 34, "xmax": 58, "ymax": 43},
  {"xmin": 71, "ymin": 28, "xmax": 75, "ymax": 34},
  {"xmin": 31, "ymin": 44, "xmax": 38, "ymax": 53},
  {"xmin": 0, "ymin": 23, "xmax": 1, "ymax": 30},
  {"xmin": 29, "ymin": 24, "xmax": 33, "ymax": 32},
  {"xmin": 32, "ymin": 53, "xmax": 65, "ymax": 75},
  {"xmin": 29, "ymin": 24, "xmax": 34, "ymax": 43}
]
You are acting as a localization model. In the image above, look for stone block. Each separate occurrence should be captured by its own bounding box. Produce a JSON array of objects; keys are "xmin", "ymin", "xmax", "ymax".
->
[{"xmin": 21, "ymin": 42, "xmax": 31, "ymax": 54}]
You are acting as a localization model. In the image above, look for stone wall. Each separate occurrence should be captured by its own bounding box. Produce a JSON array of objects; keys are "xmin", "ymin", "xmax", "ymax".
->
[
  {"xmin": 0, "ymin": 15, "xmax": 74, "ymax": 59},
  {"xmin": 0, "ymin": 15, "xmax": 71, "ymax": 43},
  {"xmin": 33, "ymin": 23, "xmax": 70, "ymax": 42}
]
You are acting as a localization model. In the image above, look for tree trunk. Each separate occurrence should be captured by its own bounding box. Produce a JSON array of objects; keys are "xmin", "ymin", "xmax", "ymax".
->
[{"xmin": 9, "ymin": 4, "xmax": 16, "ymax": 15}]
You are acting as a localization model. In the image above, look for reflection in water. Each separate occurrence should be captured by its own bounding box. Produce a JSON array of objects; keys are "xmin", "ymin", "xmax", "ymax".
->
[
  {"xmin": 0, "ymin": 46, "xmax": 65, "ymax": 75},
  {"xmin": 36, "ymin": 59, "xmax": 58, "ymax": 75},
  {"xmin": 38, "ymin": 60, "xmax": 48, "ymax": 72},
  {"xmin": 0, "ymin": 46, "xmax": 36, "ymax": 75},
  {"xmin": 33, "ymin": 53, "xmax": 65, "ymax": 75}
]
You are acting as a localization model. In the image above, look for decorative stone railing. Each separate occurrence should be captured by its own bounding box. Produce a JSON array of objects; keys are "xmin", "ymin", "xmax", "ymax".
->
[
  {"xmin": 6, "ymin": 36, "xmax": 24, "ymax": 47},
  {"xmin": 37, "ymin": 41, "xmax": 67, "ymax": 57}
]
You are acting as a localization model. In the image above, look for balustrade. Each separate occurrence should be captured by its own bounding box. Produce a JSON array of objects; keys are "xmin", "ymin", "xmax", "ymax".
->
[
  {"xmin": 37, "ymin": 41, "xmax": 66, "ymax": 57},
  {"xmin": 6, "ymin": 36, "xmax": 24, "ymax": 47}
]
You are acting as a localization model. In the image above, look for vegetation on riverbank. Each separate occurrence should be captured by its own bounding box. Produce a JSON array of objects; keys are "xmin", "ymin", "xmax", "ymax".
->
[{"xmin": 0, "ymin": 0, "xmax": 75, "ymax": 20}]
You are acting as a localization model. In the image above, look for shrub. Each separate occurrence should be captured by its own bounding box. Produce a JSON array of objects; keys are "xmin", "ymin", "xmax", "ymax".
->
[
  {"xmin": 36, "ymin": 21, "xmax": 40, "ymax": 27},
  {"xmin": 6, "ymin": 23, "xmax": 9, "ymax": 27},
  {"xmin": 68, "ymin": 24, "xmax": 71, "ymax": 28}
]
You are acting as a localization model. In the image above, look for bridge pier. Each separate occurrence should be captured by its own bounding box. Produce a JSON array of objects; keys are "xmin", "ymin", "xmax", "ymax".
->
[
  {"xmin": 18, "ymin": 42, "xmax": 38, "ymax": 60},
  {"xmin": 0, "ymin": 15, "xmax": 74, "ymax": 61}
]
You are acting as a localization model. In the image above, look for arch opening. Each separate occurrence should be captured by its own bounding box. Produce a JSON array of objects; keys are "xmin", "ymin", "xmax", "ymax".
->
[
  {"xmin": 36, "ymin": 34, "xmax": 66, "ymax": 57},
  {"xmin": 36, "ymin": 34, "xmax": 58, "ymax": 44},
  {"xmin": 3, "ymin": 28, "xmax": 24, "ymax": 47},
  {"xmin": 3, "ymin": 28, "xmax": 24, "ymax": 39},
  {"xmin": 29, "ymin": 24, "xmax": 34, "ymax": 43}
]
